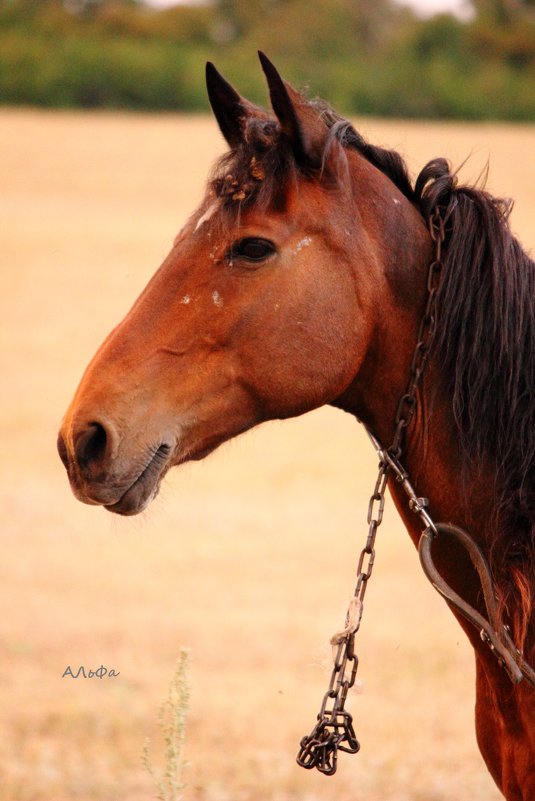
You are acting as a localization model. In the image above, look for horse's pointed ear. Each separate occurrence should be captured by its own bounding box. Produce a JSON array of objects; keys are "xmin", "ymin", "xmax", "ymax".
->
[
  {"xmin": 258, "ymin": 52, "xmax": 301, "ymax": 145},
  {"xmin": 206, "ymin": 62, "xmax": 249, "ymax": 148},
  {"xmin": 258, "ymin": 51, "xmax": 326, "ymax": 166}
]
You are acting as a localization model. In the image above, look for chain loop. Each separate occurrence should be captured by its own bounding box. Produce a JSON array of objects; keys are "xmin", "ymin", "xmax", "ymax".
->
[{"xmin": 297, "ymin": 207, "xmax": 446, "ymax": 775}]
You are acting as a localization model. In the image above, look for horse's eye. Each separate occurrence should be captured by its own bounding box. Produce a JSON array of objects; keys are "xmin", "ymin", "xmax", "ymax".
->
[{"xmin": 229, "ymin": 238, "xmax": 276, "ymax": 263}]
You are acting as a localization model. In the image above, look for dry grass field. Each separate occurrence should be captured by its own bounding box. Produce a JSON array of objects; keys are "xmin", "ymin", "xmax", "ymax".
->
[{"xmin": 2, "ymin": 107, "xmax": 534, "ymax": 801}]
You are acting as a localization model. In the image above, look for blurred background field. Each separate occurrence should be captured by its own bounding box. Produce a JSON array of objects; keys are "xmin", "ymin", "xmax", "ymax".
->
[
  {"xmin": 2, "ymin": 106, "xmax": 534, "ymax": 800},
  {"xmin": 2, "ymin": 0, "xmax": 535, "ymax": 798},
  {"xmin": 0, "ymin": 0, "xmax": 535, "ymax": 119}
]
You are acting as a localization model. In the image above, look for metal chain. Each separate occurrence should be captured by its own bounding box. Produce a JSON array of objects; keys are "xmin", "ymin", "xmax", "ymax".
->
[
  {"xmin": 296, "ymin": 208, "xmax": 446, "ymax": 775},
  {"xmin": 296, "ymin": 459, "xmax": 389, "ymax": 775},
  {"xmin": 391, "ymin": 207, "xmax": 445, "ymax": 457}
]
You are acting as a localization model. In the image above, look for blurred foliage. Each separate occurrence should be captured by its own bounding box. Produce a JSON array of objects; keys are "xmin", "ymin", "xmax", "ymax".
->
[{"xmin": 0, "ymin": 0, "xmax": 534, "ymax": 118}]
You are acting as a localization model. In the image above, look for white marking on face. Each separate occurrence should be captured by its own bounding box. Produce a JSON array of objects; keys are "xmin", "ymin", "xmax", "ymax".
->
[
  {"xmin": 195, "ymin": 201, "xmax": 219, "ymax": 232},
  {"xmin": 180, "ymin": 295, "xmax": 191, "ymax": 305},
  {"xmin": 294, "ymin": 236, "xmax": 313, "ymax": 254},
  {"xmin": 393, "ymin": 197, "xmax": 401, "ymax": 206},
  {"xmin": 212, "ymin": 290, "xmax": 223, "ymax": 308}
]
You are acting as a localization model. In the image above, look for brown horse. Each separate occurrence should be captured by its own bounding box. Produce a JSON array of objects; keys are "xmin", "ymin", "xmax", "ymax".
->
[{"xmin": 58, "ymin": 55, "xmax": 534, "ymax": 799}]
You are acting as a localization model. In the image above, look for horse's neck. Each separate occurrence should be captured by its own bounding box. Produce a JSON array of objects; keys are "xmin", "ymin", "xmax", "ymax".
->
[
  {"xmin": 341, "ymin": 312, "xmax": 524, "ymax": 654},
  {"xmin": 335, "ymin": 184, "xmax": 532, "ymax": 663},
  {"xmin": 335, "ymin": 192, "xmax": 535, "ymax": 794},
  {"xmin": 395, "ymin": 387, "xmax": 535, "ymax": 794},
  {"xmin": 380, "ymin": 365, "xmax": 497, "ymax": 603},
  {"xmin": 372, "ymin": 361, "xmax": 534, "ymax": 685},
  {"xmin": 390, "ymin": 392, "xmax": 496, "ymax": 605}
]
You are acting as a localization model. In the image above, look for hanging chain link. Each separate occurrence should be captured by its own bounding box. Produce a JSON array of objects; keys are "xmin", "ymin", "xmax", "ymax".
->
[
  {"xmin": 296, "ymin": 208, "xmax": 446, "ymax": 775},
  {"xmin": 296, "ymin": 458, "xmax": 389, "ymax": 774}
]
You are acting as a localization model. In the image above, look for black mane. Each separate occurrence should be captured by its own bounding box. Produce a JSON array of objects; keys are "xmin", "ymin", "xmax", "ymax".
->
[{"xmin": 415, "ymin": 159, "xmax": 535, "ymax": 637}]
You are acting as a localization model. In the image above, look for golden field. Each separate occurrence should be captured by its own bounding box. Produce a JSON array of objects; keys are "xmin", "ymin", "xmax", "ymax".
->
[{"xmin": 2, "ymin": 108, "xmax": 534, "ymax": 801}]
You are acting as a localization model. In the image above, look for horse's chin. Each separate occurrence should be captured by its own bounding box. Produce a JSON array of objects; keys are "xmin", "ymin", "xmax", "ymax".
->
[
  {"xmin": 104, "ymin": 477, "xmax": 161, "ymax": 516},
  {"xmin": 102, "ymin": 439, "xmax": 218, "ymax": 515},
  {"xmin": 100, "ymin": 443, "xmax": 171, "ymax": 516}
]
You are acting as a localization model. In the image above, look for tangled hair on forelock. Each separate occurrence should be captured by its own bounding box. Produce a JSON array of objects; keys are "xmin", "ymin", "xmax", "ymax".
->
[
  {"xmin": 210, "ymin": 115, "xmax": 298, "ymax": 212},
  {"xmin": 210, "ymin": 98, "xmax": 417, "ymax": 215}
]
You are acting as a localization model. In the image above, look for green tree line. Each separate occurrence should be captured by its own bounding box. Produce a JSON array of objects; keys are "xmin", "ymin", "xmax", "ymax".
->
[{"xmin": 0, "ymin": 0, "xmax": 534, "ymax": 118}]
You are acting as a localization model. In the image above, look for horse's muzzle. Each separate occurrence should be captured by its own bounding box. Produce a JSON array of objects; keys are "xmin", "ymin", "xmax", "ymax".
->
[{"xmin": 57, "ymin": 420, "xmax": 174, "ymax": 515}]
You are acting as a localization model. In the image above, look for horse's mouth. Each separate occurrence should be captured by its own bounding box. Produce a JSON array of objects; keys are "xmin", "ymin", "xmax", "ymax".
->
[
  {"xmin": 102, "ymin": 423, "xmax": 250, "ymax": 515},
  {"xmin": 105, "ymin": 443, "xmax": 171, "ymax": 516}
]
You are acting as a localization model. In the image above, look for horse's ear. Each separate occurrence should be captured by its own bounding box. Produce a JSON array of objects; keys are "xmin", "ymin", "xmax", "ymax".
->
[
  {"xmin": 206, "ymin": 62, "xmax": 250, "ymax": 148},
  {"xmin": 258, "ymin": 51, "xmax": 327, "ymax": 166}
]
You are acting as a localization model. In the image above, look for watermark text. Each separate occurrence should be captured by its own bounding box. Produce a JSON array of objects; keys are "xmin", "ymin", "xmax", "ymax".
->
[{"xmin": 62, "ymin": 665, "xmax": 120, "ymax": 679}]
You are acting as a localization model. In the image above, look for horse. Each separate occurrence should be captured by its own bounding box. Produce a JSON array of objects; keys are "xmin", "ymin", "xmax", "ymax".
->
[{"xmin": 57, "ymin": 54, "xmax": 534, "ymax": 799}]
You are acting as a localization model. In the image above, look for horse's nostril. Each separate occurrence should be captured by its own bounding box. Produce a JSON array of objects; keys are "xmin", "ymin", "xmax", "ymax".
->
[{"xmin": 74, "ymin": 422, "xmax": 108, "ymax": 470}]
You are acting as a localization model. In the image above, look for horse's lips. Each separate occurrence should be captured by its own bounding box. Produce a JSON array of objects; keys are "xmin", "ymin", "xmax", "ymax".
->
[
  {"xmin": 102, "ymin": 439, "xmax": 213, "ymax": 515},
  {"xmin": 104, "ymin": 445, "xmax": 170, "ymax": 516}
]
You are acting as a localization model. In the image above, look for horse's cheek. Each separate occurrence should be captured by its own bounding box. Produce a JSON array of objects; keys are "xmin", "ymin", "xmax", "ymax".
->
[{"xmin": 234, "ymin": 284, "xmax": 361, "ymax": 416}]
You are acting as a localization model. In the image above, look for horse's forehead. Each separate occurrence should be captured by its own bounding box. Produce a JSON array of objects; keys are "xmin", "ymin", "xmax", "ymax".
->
[{"xmin": 175, "ymin": 166, "xmax": 343, "ymax": 252}]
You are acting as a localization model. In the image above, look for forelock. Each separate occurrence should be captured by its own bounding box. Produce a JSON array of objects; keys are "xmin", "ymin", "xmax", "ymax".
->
[{"xmin": 210, "ymin": 114, "xmax": 297, "ymax": 213}]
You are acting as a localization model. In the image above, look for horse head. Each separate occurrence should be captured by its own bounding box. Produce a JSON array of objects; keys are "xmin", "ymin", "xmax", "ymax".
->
[{"xmin": 57, "ymin": 54, "xmax": 430, "ymax": 515}]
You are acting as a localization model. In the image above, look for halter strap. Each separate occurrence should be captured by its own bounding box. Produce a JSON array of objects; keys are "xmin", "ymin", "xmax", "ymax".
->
[
  {"xmin": 378, "ymin": 442, "xmax": 535, "ymax": 688},
  {"xmin": 419, "ymin": 524, "xmax": 535, "ymax": 687}
]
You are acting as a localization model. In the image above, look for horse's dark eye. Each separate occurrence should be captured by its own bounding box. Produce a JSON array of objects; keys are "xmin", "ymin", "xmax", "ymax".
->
[{"xmin": 229, "ymin": 238, "xmax": 276, "ymax": 263}]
